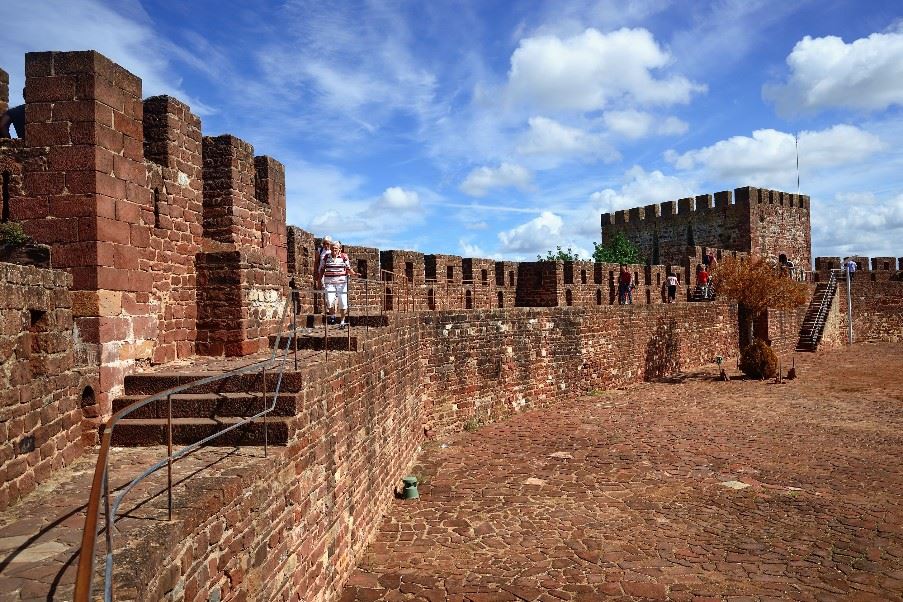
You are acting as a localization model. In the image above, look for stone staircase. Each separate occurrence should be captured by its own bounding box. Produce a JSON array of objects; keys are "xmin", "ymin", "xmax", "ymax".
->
[
  {"xmin": 110, "ymin": 370, "xmax": 304, "ymax": 446},
  {"xmin": 796, "ymin": 278, "xmax": 837, "ymax": 352},
  {"xmin": 108, "ymin": 314, "xmax": 390, "ymax": 447}
]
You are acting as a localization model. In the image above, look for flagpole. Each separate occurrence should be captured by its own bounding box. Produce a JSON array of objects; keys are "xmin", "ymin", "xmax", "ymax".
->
[{"xmin": 795, "ymin": 133, "xmax": 800, "ymax": 195}]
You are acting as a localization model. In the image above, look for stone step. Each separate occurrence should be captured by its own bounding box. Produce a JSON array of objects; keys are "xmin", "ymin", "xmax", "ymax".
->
[
  {"xmin": 110, "ymin": 416, "xmax": 289, "ymax": 447},
  {"xmin": 124, "ymin": 370, "xmax": 305, "ymax": 396},
  {"xmin": 299, "ymin": 314, "xmax": 390, "ymax": 328},
  {"xmin": 112, "ymin": 392, "xmax": 298, "ymax": 419},
  {"xmin": 271, "ymin": 333, "xmax": 359, "ymax": 351}
]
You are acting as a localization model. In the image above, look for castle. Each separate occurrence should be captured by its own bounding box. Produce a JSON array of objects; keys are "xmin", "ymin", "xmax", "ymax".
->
[
  {"xmin": 601, "ymin": 188, "xmax": 812, "ymax": 269},
  {"xmin": 1, "ymin": 51, "xmax": 901, "ymax": 601}
]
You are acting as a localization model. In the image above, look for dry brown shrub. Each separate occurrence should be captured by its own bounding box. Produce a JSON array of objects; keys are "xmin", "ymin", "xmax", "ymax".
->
[
  {"xmin": 711, "ymin": 256, "xmax": 809, "ymax": 316},
  {"xmin": 739, "ymin": 339, "xmax": 778, "ymax": 379}
]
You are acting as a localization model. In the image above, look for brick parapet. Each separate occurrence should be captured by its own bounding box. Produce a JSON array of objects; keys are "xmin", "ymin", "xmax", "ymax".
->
[
  {"xmin": 201, "ymin": 135, "xmax": 264, "ymax": 249},
  {"xmin": 462, "ymin": 257, "xmax": 496, "ymax": 309},
  {"xmin": 254, "ymin": 155, "xmax": 287, "ymax": 269},
  {"xmin": 0, "ymin": 261, "xmax": 94, "ymax": 509},
  {"xmin": 196, "ymin": 250, "xmax": 287, "ymax": 356},
  {"xmin": 142, "ymin": 95, "xmax": 204, "ymax": 365}
]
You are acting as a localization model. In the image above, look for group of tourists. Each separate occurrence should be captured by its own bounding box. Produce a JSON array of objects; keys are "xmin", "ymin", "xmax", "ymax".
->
[{"xmin": 316, "ymin": 236, "xmax": 356, "ymax": 327}]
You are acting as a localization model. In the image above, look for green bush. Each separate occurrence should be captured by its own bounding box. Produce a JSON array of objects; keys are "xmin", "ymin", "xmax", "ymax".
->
[
  {"xmin": 739, "ymin": 339, "xmax": 778, "ymax": 379},
  {"xmin": 0, "ymin": 222, "xmax": 29, "ymax": 246}
]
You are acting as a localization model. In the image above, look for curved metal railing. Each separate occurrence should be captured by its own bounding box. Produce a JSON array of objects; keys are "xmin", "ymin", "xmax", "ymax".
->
[{"xmin": 74, "ymin": 294, "xmax": 297, "ymax": 602}]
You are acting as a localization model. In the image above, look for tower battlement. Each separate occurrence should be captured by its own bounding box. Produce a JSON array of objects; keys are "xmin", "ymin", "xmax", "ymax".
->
[{"xmin": 601, "ymin": 187, "xmax": 811, "ymax": 268}]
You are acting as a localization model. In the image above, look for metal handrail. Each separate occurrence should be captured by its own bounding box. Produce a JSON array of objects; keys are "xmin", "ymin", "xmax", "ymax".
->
[
  {"xmin": 804, "ymin": 270, "xmax": 838, "ymax": 342},
  {"xmin": 74, "ymin": 293, "xmax": 297, "ymax": 602}
]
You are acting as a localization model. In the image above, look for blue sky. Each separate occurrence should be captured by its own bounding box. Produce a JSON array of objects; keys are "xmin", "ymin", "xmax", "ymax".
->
[{"xmin": 4, "ymin": 0, "xmax": 903, "ymax": 263}]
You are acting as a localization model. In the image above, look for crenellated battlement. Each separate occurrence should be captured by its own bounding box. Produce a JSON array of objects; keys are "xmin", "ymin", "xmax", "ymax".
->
[
  {"xmin": 602, "ymin": 187, "xmax": 810, "ymax": 227},
  {"xmin": 602, "ymin": 186, "xmax": 811, "ymax": 269}
]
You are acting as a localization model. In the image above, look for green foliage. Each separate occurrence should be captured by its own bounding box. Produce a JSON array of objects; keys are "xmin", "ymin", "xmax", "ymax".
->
[
  {"xmin": 0, "ymin": 222, "xmax": 29, "ymax": 246},
  {"xmin": 739, "ymin": 339, "xmax": 778, "ymax": 379},
  {"xmin": 593, "ymin": 232, "xmax": 643, "ymax": 264},
  {"xmin": 537, "ymin": 246, "xmax": 580, "ymax": 262}
]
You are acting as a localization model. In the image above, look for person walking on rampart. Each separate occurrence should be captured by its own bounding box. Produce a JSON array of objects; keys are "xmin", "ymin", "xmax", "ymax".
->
[
  {"xmin": 666, "ymin": 273, "xmax": 678, "ymax": 303},
  {"xmin": 618, "ymin": 266, "xmax": 633, "ymax": 305},
  {"xmin": 696, "ymin": 264, "xmax": 710, "ymax": 299},
  {"xmin": 317, "ymin": 240, "xmax": 356, "ymax": 327},
  {"xmin": 0, "ymin": 104, "xmax": 26, "ymax": 139},
  {"xmin": 844, "ymin": 257, "xmax": 857, "ymax": 281}
]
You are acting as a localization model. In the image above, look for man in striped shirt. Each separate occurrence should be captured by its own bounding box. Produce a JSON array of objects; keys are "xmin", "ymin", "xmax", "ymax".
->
[{"xmin": 317, "ymin": 240, "xmax": 357, "ymax": 327}]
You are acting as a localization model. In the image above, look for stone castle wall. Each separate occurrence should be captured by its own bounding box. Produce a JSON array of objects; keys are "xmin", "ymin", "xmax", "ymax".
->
[
  {"xmin": 0, "ymin": 51, "xmax": 288, "ymax": 420},
  {"xmin": 0, "ymin": 263, "xmax": 94, "ymax": 508},
  {"xmin": 602, "ymin": 187, "xmax": 811, "ymax": 268},
  {"xmin": 119, "ymin": 301, "xmax": 739, "ymax": 601}
]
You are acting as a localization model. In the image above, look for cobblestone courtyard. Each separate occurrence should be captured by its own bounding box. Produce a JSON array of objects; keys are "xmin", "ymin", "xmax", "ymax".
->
[{"xmin": 343, "ymin": 343, "xmax": 903, "ymax": 602}]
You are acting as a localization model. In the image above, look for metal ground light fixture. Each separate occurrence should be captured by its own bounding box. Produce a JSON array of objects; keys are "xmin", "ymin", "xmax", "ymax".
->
[{"xmin": 402, "ymin": 476, "xmax": 419, "ymax": 499}]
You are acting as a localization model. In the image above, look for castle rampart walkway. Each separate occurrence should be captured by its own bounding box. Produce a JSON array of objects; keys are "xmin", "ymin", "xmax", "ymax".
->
[{"xmin": 342, "ymin": 343, "xmax": 903, "ymax": 601}]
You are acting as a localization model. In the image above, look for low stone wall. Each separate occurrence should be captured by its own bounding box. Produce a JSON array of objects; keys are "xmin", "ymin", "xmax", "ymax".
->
[
  {"xmin": 421, "ymin": 302, "xmax": 739, "ymax": 435},
  {"xmin": 763, "ymin": 305, "xmax": 809, "ymax": 357},
  {"xmin": 0, "ymin": 262, "xmax": 93, "ymax": 509},
  {"xmin": 837, "ymin": 280, "xmax": 903, "ymax": 343},
  {"xmin": 128, "ymin": 315, "xmax": 424, "ymax": 601},
  {"xmin": 120, "ymin": 302, "xmax": 739, "ymax": 600}
]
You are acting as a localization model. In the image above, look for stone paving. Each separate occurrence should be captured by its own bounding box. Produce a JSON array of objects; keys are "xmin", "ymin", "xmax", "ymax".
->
[{"xmin": 342, "ymin": 343, "xmax": 903, "ymax": 602}]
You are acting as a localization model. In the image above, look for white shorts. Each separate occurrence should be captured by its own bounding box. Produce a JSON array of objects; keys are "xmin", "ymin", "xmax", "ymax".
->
[{"xmin": 324, "ymin": 280, "xmax": 348, "ymax": 310}]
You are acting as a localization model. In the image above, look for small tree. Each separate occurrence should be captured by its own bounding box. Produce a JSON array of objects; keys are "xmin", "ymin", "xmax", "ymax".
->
[
  {"xmin": 593, "ymin": 232, "xmax": 643, "ymax": 264},
  {"xmin": 538, "ymin": 246, "xmax": 580, "ymax": 262},
  {"xmin": 712, "ymin": 256, "xmax": 809, "ymax": 361}
]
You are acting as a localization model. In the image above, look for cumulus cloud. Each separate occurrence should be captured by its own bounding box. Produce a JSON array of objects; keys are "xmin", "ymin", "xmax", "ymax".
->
[
  {"xmin": 1, "ymin": 0, "xmax": 213, "ymax": 112},
  {"xmin": 602, "ymin": 110, "xmax": 689, "ymax": 139},
  {"xmin": 812, "ymin": 192, "xmax": 903, "ymax": 257},
  {"xmin": 764, "ymin": 31, "xmax": 903, "ymax": 115},
  {"xmin": 576, "ymin": 165, "xmax": 696, "ymax": 237},
  {"xmin": 506, "ymin": 27, "xmax": 705, "ymax": 112},
  {"xmin": 374, "ymin": 186, "xmax": 421, "ymax": 212},
  {"xmin": 460, "ymin": 163, "xmax": 533, "ymax": 197},
  {"xmin": 459, "ymin": 239, "xmax": 486, "ymax": 257},
  {"xmin": 517, "ymin": 116, "xmax": 618, "ymax": 161},
  {"xmin": 665, "ymin": 125, "xmax": 885, "ymax": 186},
  {"xmin": 498, "ymin": 211, "xmax": 565, "ymax": 254}
]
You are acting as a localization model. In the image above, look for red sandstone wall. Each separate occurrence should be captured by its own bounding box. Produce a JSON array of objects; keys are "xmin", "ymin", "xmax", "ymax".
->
[
  {"xmin": 123, "ymin": 315, "xmax": 425, "ymax": 601},
  {"xmin": 836, "ymin": 280, "xmax": 903, "ymax": 343},
  {"xmin": 420, "ymin": 302, "xmax": 738, "ymax": 436},
  {"xmin": 143, "ymin": 95, "xmax": 204, "ymax": 365},
  {"xmin": 107, "ymin": 302, "xmax": 742, "ymax": 600},
  {"xmin": 0, "ymin": 262, "xmax": 94, "ymax": 509},
  {"xmin": 602, "ymin": 187, "xmax": 811, "ymax": 269}
]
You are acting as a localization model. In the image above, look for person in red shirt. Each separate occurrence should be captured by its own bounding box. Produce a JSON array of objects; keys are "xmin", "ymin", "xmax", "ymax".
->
[
  {"xmin": 697, "ymin": 266, "xmax": 710, "ymax": 299},
  {"xmin": 618, "ymin": 265, "xmax": 633, "ymax": 305}
]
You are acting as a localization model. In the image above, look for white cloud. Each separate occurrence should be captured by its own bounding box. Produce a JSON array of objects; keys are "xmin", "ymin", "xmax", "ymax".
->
[
  {"xmin": 459, "ymin": 239, "xmax": 486, "ymax": 257},
  {"xmin": 764, "ymin": 31, "xmax": 903, "ymax": 115},
  {"xmin": 375, "ymin": 187, "xmax": 421, "ymax": 212},
  {"xmin": 2, "ymin": 0, "xmax": 215, "ymax": 113},
  {"xmin": 577, "ymin": 165, "xmax": 696, "ymax": 237},
  {"xmin": 665, "ymin": 125, "xmax": 885, "ymax": 187},
  {"xmin": 506, "ymin": 27, "xmax": 705, "ymax": 112},
  {"xmin": 498, "ymin": 211, "xmax": 565, "ymax": 254},
  {"xmin": 812, "ymin": 192, "xmax": 903, "ymax": 258},
  {"xmin": 460, "ymin": 163, "xmax": 533, "ymax": 197},
  {"xmin": 603, "ymin": 110, "xmax": 689, "ymax": 139},
  {"xmin": 517, "ymin": 116, "xmax": 617, "ymax": 161}
]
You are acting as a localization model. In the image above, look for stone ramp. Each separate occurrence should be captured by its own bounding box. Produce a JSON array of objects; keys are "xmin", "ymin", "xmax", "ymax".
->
[{"xmin": 0, "ymin": 446, "xmax": 270, "ymax": 601}]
